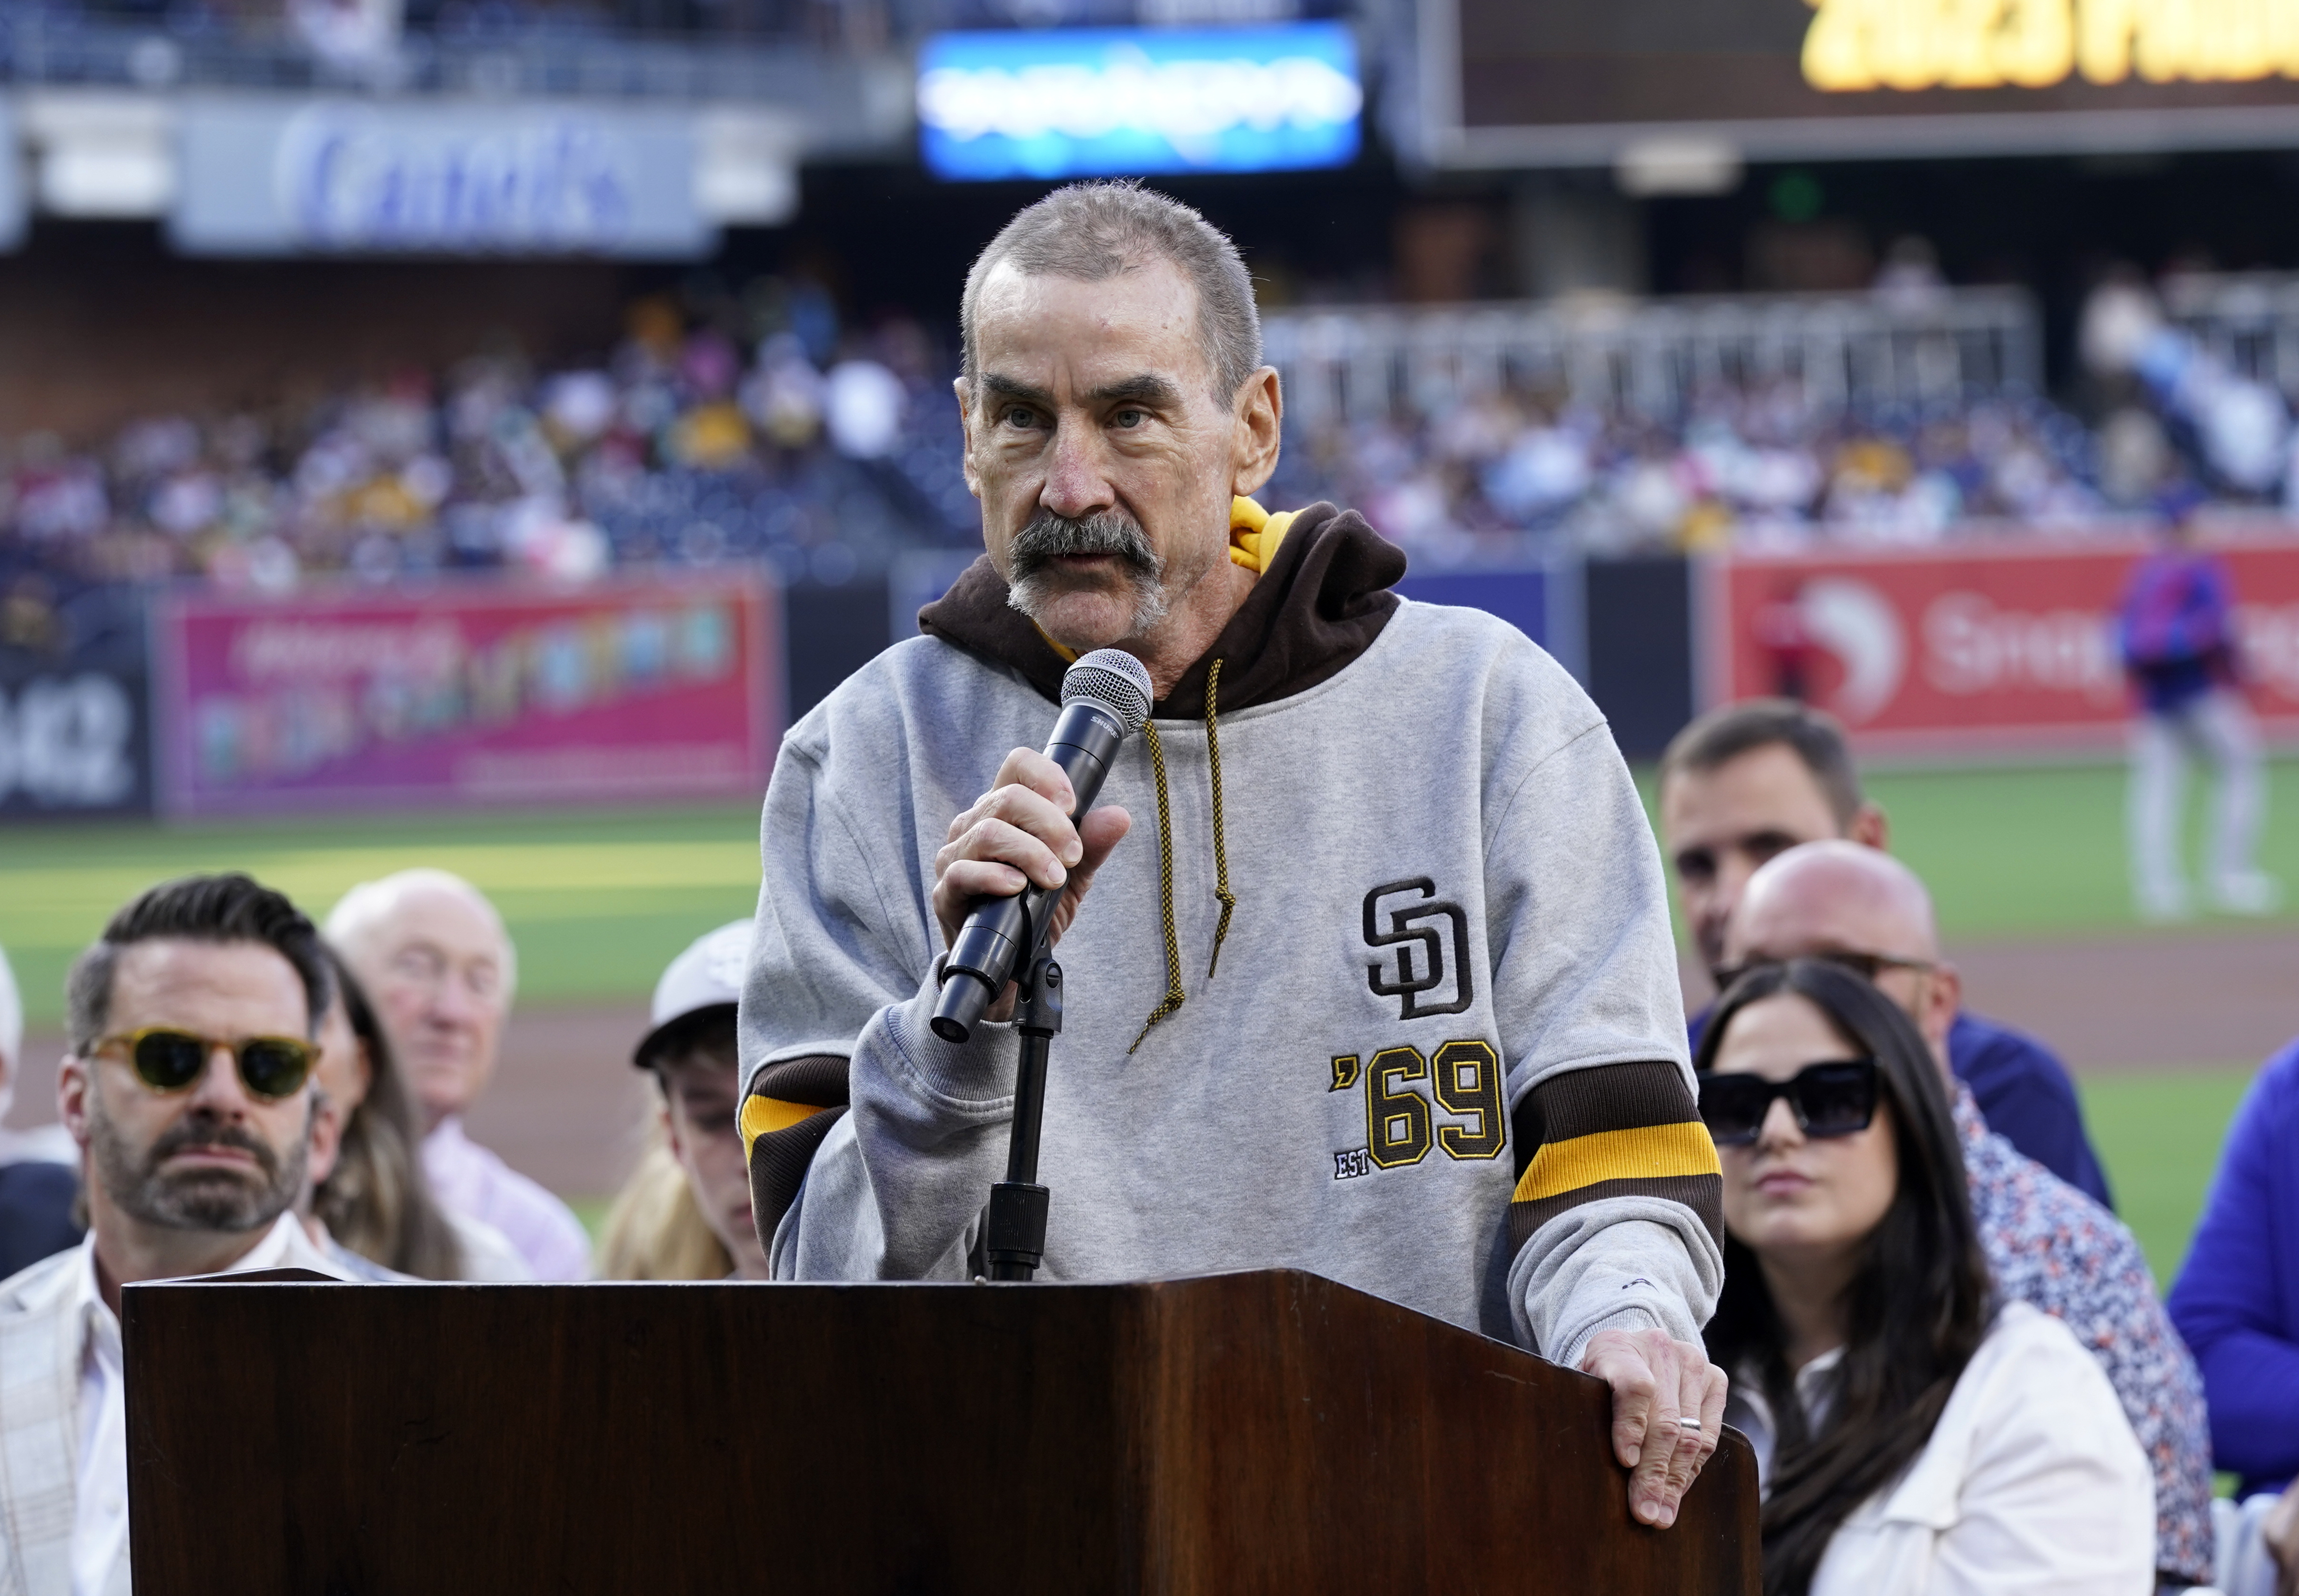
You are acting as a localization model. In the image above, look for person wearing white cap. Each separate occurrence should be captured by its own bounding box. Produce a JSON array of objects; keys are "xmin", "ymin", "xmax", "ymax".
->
[
  {"xmin": 0, "ymin": 944, "xmax": 82, "ymax": 1278},
  {"xmin": 626, "ymin": 922, "xmax": 771, "ymax": 1280}
]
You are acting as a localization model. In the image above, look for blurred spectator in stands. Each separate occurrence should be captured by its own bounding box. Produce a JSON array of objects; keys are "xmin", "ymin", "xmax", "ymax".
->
[
  {"xmin": 2081, "ymin": 271, "xmax": 2293, "ymax": 504},
  {"xmin": 302, "ymin": 947, "xmax": 529, "ymax": 1282},
  {"xmin": 2120, "ymin": 494, "xmax": 2280, "ymax": 921},
  {"xmin": 599, "ymin": 921, "xmax": 766, "ymax": 1280},
  {"xmin": 0, "ymin": 945, "xmax": 80, "ymax": 1277},
  {"xmin": 0, "ymin": 873, "xmax": 355, "ymax": 1595},
  {"xmin": 326, "ymin": 869, "xmax": 590, "ymax": 1281},
  {"xmin": 1871, "ymin": 236, "xmax": 1948, "ymax": 314},
  {"xmin": 825, "ymin": 359, "xmax": 906, "ymax": 459},
  {"xmin": 1698, "ymin": 959, "xmax": 2153, "ymax": 1596},
  {"xmin": 2169, "ymin": 1035, "xmax": 2299, "ymax": 1594},
  {"xmin": 289, "ymin": 0, "xmax": 403, "ymax": 70},
  {"xmin": 1727, "ymin": 842, "xmax": 2214, "ymax": 1588},
  {"xmin": 1660, "ymin": 698, "xmax": 2114, "ymax": 1207}
]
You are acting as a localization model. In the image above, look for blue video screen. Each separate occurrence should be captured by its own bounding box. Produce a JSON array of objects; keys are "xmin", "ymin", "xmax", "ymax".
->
[{"xmin": 917, "ymin": 23, "xmax": 1362, "ymax": 181}]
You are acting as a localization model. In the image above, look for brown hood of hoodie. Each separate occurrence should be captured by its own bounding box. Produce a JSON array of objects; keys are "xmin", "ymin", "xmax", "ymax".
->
[{"xmin": 916, "ymin": 502, "xmax": 1407, "ymax": 718}]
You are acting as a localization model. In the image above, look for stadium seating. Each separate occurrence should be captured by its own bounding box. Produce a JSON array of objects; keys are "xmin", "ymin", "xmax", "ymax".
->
[{"xmin": 1, "ymin": 279, "xmax": 2295, "ymax": 598}]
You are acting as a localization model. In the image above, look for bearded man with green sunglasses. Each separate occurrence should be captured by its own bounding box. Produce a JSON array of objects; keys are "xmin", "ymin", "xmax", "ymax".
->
[{"xmin": 0, "ymin": 872, "xmax": 355, "ymax": 1596}]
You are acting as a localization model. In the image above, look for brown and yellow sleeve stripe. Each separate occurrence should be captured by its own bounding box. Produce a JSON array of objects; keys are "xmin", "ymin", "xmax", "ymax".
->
[
  {"xmin": 743, "ymin": 1054, "xmax": 851, "ymax": 1253},
  {"xmin": 1507, "ymin": 1060, "xmax": 1722, "ymax": 1254}
]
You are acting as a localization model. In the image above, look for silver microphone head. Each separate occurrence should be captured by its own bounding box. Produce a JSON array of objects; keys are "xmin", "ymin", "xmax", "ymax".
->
[{"xmin": 1061, "ymin": 648, "xmax": 1154, "ymax": 737}]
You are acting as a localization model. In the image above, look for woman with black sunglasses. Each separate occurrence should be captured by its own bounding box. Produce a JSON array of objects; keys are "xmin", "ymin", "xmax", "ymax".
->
[{"xmin": 1695, "ymin": 959, "xmax": 2152, "ymax": 1596}]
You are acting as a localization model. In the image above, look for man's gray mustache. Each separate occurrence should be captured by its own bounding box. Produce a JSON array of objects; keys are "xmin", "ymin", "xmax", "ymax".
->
[
  {"xmin": 147, "ymin": 1117, "xmax": 279, "ymax": 1181},
  {"xmin": 1009, "ymin": 509, "xmax": 1161, "ymax": 577}
]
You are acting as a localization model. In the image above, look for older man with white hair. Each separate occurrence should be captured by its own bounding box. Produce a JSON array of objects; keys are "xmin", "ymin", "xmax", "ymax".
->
[
  {"xmin": 0, "ymin": 945, "xmax": 80, "ymax": 1277},
  {"xmin": 326, "ymin": 868, "xmax": 589, "ymax": 1281}
]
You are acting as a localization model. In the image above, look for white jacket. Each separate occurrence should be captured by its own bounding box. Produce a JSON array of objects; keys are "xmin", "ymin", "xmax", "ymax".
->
[
  {"xmin": 0, "ymin": 1215, "xmax": 349, "ymax": 1596},
  {"xmin": 1736, "ymin": 1303, "xmax": 2156, "ymax": 1596}
]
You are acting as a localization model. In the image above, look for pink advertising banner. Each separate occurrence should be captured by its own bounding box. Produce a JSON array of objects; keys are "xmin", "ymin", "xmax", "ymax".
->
[
  {"xmin": 153, "ymin": 575, "xmax": 780, "ymax": 816},
  {"xmin": 1705, "ymin": 536, "xmax": 2299, "ymax": 758}
]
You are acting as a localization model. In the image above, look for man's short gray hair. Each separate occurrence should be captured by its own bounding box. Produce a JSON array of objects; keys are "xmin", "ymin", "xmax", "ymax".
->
[{"xmin": 960, "ymin": 181, "xmax": 1262, "ymax": 402}]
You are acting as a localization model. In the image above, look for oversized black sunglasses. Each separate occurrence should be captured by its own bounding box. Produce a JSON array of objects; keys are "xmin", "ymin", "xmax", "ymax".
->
[
  {"xmin": 97, "ymin": 1027, "xmax": 317, "ymax": 1103},
  {"xmin": 1698, "ymin": 1058, "xmax": 1880, "ymax": 1147}
]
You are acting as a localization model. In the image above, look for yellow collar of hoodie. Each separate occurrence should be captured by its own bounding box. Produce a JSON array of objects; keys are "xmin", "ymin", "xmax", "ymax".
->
[{"xmin": 1033, "ymin": 498, "xmax": 1294, "ymax": 665}]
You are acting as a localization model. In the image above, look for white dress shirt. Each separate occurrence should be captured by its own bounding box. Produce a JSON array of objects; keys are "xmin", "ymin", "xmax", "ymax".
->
[
  {"xmin": 422, "ymin": 1117, "xmax": 591, "ymax": 1281},
  {"xmin": 1728, "ymin": 1302, "xmax": 2157, "ymax": 1596},
  {"xmin": 69, "ymin": 1212, "xmax": 349, "ymax": 1596}
]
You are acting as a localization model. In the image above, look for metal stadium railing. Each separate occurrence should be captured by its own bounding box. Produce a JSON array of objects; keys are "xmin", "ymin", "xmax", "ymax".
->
[
  {"xmin": 1261, "ymin": 287, "xmax": 2044, "ymax": 428},
  {"xmin": 2161, "ymin": 271, "xmax": 2299, "ymax": 400}
]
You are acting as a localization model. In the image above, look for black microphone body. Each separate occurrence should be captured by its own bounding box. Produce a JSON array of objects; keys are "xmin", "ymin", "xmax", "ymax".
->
[{"xmin": 931, "ymin": 698, "xmax": 1126, "ymax": 1043}]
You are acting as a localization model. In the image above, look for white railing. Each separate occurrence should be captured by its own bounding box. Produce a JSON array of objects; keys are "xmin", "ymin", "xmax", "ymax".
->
[
  {"xmin": 2161, "ymin": 271, "xmax": 2299, "ymax": 399},
  {"xmin": 1262, "ymin": 287, "xmax": 2042, "ymax": 429}
]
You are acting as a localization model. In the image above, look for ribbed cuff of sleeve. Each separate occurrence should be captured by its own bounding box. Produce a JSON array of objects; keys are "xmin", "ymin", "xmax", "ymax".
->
[
  {"xmin": 1556, "ymin": 1304, "xmax": 1666, "ymax": 1371},
  {"xmin": 884, "ymin": 967, "xmax": 1021, "ymax": 1111}
]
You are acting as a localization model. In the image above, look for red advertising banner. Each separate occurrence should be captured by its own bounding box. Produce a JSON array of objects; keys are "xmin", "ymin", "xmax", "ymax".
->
[
  {"xmin": 153, "ymin": 575, "xmax": 779, "ymax": 815},
  {"xmin": 1707, "ymin": 537, "xmax": 2299, "ymax": 757}
]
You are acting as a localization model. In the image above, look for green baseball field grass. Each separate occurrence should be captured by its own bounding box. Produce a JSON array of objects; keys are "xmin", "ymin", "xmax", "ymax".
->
[
  {"xmin": 0, "ymin": 755, "xmax": 2289, "ymax": 1277},
  {"xmin": 0, "ymin": 801, "xmax": 766, "ymax": 1028}
]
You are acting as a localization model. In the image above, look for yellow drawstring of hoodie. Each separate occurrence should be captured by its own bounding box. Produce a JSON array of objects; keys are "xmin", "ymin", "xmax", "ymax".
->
[{"xmin": 1123, "ymin": 498, "xmax": 1292, "ymax": 1052}]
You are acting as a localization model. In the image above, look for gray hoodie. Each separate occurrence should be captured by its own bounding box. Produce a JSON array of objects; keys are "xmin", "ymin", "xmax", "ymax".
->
[{"xmin": 740, "ymin": 506, "xmax": 1722, "ymax": 1362}]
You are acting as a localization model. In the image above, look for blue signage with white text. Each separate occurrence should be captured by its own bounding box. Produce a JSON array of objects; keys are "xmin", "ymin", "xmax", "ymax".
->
[{"xmin": 917, "ymin": 24, "xmax": 1361, "ymax": 181}]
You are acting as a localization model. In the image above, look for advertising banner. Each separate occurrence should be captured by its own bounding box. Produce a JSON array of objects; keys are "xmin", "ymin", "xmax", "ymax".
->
[
  {"xmin": 172, "ymin": 97, "xmax": 712, "ymax": 258},
  {"xmin": 153, "ymin": 576, "xmax": 778, "ymax": 816},
  {"xmin": 1707, "ymin": 537, "xmax": 2299, "ymax": 757},
  {"xmin": 0, "ymin": 585, "xmax": 152, "ymax": 818}
]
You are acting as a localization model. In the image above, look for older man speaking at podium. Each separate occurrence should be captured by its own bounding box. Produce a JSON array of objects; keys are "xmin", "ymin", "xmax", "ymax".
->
[{"xmin": 740, "ymin": 183, "xmax": 1726, "ymax": 1526}]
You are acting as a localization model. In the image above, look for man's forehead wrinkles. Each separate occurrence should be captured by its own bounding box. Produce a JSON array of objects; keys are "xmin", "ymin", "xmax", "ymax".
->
[
  {"xmin": 1086, "ymin": 374, "xmax": 1184, "ymax": 406},
  {"xmin": 979, "ymin": 368, "xmax": 1189, "ymax": 412},
  {"xmin": 980, "ymin": 372, "xmax": 1055, "ymax": 407}
]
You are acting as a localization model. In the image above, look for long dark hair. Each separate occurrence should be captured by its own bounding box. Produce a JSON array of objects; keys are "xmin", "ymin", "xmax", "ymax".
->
[
  {"xmin": 1696, "ymin": 959, "xmax": 1992, "ymax": 1596},
  {"xmin": 314, "ymin": 947, "xmax": 467, "ymax": 1280}
]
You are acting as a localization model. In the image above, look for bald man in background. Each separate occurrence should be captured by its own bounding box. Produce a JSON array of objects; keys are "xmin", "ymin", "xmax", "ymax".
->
[
  {"xmin": 327, "ymin": 869, "xmax": 590, "ymax": 1281},
  {"xmin": 1722, "ymin": 841, "xmax": 2214, "ymax": 1589},
  {"xmin": 1662, "ymin": 698, "xmax": 2113, "ymax": 1207}
]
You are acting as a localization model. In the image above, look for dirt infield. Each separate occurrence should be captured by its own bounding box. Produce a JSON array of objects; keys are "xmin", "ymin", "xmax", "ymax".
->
[
  {"xmin": 1956, "ymin": 931, "xmax": 2299, "ymax": 1074},
  {"xmin": 9, "ymin": 930, "xmax": 2291, "ymax": 1203},
  {"xmin": 10, "ymin": 1003, "xmax": 657, "ymax": 1199},
  {"xmin": 1685, "ymin": 929, "xmax": 2299, "ymax": 1077}
]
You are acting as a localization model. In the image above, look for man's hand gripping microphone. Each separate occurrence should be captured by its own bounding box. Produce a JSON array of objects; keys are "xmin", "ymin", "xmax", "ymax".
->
[{"xmin": 930, "ymin": 649, "xmax": 1154, "ymax": 1045}]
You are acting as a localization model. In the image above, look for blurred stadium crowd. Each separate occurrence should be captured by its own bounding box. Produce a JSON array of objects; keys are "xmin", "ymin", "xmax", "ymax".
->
[
  {"xmin": 0, "ymin": 284, "xmax": 981, "ymax": 592},
  {"xmin": 7, "ymin": 256, "xmax": 2299, "ymax": 595},
  {"xmin": 1265, "ymin": 382, "xmax": 2106, "ymax": 559}
]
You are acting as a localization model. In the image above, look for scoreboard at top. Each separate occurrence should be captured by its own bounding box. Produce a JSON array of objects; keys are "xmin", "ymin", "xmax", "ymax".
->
[
  {"xmin": 1432, "ymin": 0, "xmax": 2299, "ymax": 164},
  {"xmin": 1806, "ymin": 0, "xmax": 2299, "ymax": 93}
]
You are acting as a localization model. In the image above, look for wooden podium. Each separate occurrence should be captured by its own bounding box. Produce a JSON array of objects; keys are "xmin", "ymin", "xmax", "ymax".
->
[{"xmin": 123, "ymin": 1268, "xmax": 1757, "ymax": 1593}]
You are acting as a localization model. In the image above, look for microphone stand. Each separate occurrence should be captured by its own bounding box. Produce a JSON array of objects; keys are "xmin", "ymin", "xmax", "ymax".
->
[{"xmin": 982, "ymin": 939, "xmax": 1062, "ymax": 1282}]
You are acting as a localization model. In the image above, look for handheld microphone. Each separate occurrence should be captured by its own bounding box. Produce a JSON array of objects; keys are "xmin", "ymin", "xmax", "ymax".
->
[{"xmin": 931, "ymin": 648, "xmax": 1154, "ymax": 1044}]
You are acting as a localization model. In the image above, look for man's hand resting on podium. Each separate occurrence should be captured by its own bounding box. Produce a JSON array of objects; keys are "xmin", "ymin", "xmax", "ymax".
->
[{"xmin": 1581, "ymin": 1327, "xmax": 1728, "ymax": 1530}]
